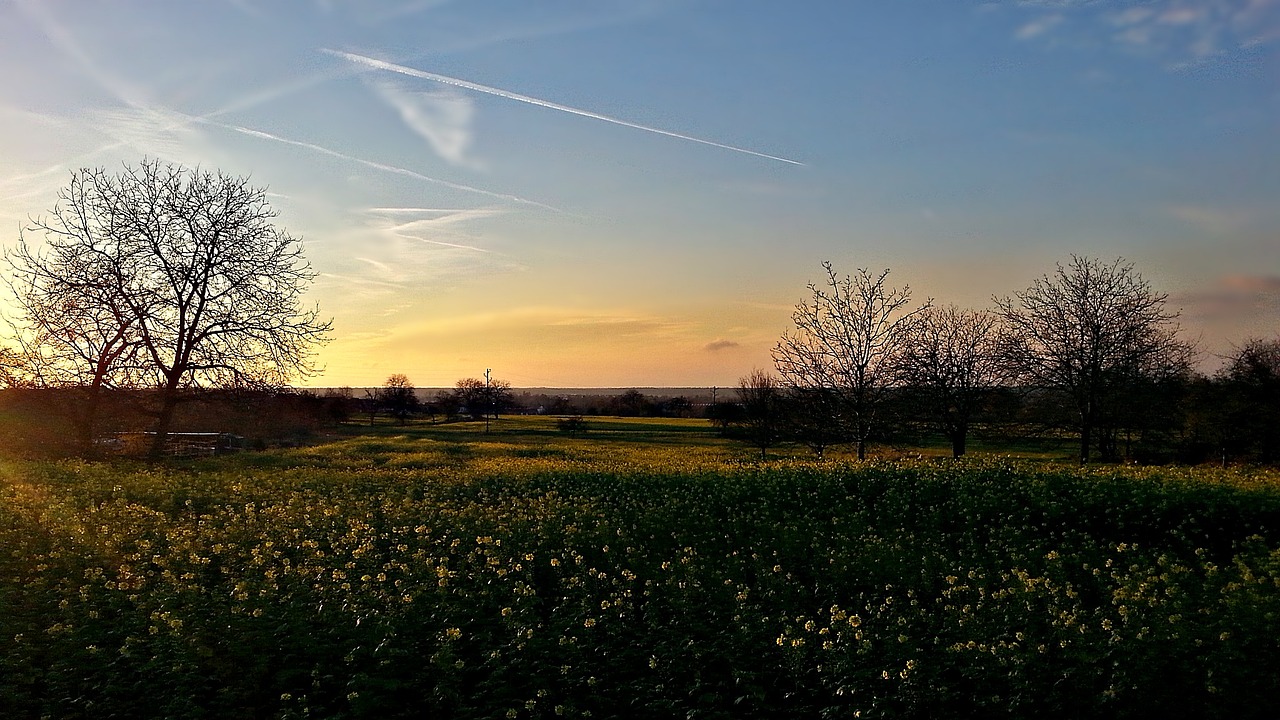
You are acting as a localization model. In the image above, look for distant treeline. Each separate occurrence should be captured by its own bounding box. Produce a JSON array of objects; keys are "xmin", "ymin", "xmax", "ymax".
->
[
  {"xmin": 2, "ymin": 355, "xmax": 1275, "ymax": 465},
  {"xmin": 0, "ymin": 388, "xmax": 343, "ymax": 457},
  {"xmin": 712, "ymin": 362, "xmax": 1279, "ymax": 466}
]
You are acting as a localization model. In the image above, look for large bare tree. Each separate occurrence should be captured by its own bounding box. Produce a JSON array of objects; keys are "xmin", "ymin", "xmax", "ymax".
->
[
  {"xmin": 891, "ymin": 305, "xmax": 1004, "ymax": 458},
  {"xmin": 4, "ymin": 168, "xmax": 151, "ymax": 450},
  {"xmin": 7, "ymin": 160, "xmax": 331, "ymax": 455},
  {"xmin": 773, "ymin": 263, "xmax": 929, "ymax": 460},
  {"xmin": 994, "ymin": 256, "xmax": 1190, "ymax": 464}
]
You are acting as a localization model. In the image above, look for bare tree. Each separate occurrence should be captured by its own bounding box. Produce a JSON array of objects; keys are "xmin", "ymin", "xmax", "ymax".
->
[
  {"xmin": 994, "ymin": 256, "xmax": 1191, "ymax": 464},
  {"xmin": 7, "ymin": 160, "xmax": 331, "ymax": 456},
  {"xmin": 0, "ymin": 345, "xmax": 24, "ymax": 389},
  {"xmin": 784, "ymin": 386, "xmax": 847, "ymax": 459},
  {"xmin": 609, "ymin": 389, "xmax": 651, "ymax": 417},
  {"xmin": 377, "ymin": 374, "xmax": 419, "ymax": 425},
  {"xmin": 891, "ymin": 305, "xmax": 1004, "ymax": 458},
  {"xmin": 1209, "ymin": 337, "xmax": 1280, "ymax": 464},
  {"xmin": 4, "ymin": 168, "xmax": 151, "ymax": 450},
  {"xmin": 732, "ymin": 368, "xmax": 787, "ymax": 459},
  {"xmin": 773, "ymin": 262, "xmax": 929, "ymax": 460},
  {"xmin": 452, "ymin": 372, "xmax": 514, "ymax": 430}
]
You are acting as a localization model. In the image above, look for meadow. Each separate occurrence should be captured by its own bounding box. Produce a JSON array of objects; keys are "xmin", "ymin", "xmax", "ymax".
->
[{"xmin": 3, "ymin": 417, "xmax": 1279, "ymax": 719}]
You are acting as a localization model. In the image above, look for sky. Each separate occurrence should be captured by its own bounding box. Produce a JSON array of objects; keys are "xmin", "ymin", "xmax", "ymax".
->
[{"xmin": 0, "ymin": 0, "xmax": 1277, "ymax": 388}]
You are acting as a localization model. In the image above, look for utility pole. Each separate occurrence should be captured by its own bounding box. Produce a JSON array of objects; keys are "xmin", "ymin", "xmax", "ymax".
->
[{"xmin": 484, "ymin": 368, "xmax": 492, "ymax": 434}]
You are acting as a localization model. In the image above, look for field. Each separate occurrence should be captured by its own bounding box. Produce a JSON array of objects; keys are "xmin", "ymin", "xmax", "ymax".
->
[{"xmin": 3, "ymin": 417, "xmax": 1280, "ymax": 719}]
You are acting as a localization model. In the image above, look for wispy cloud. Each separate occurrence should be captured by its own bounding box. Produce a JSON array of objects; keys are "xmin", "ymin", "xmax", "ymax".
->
[
  {"xmin": 1016, "ymin": 13, "xmax": 1063, "ymax": 39},
  {"xmin": 14, "ymin": 0, "xmax": 145, "ymax": 110},
  {"xmin": 366, "ymin": 206, "xmax": 470, "ymax": 214},
  {"xmin": 6, "ymin": 0, "xmax": 221, "ymax": 188},
  {"xmin": 354, "ymin": 256, "xmax": 395, "ymax": 275},
  {"xmin": 367, "ymin": 0, "xmax": 453, "ymax": 24},
  {"xmin": 1168, "ymin": 204, "xmax": 1258, "ymax": 235},
  {"xmin": 1003, "ymin": 0, "xmax": 1280, "ymax": 65},
  {"xmin": 386, "ymin": 306, "xmax": 694, "ymax": 341},
  {"xmin": 324, "ymin": 49, "xmax": 805, "ymax": 166},
  {"xmin": 366, "ymin": 206, "xmax": 502, "ymax": 253},
  {"xmin": 93, "ymin": 107, "xmax": 208, "ymax": 163},
  {"xmin": 1222, "ymin": 274, "xmax": 1280, "ymax": 293},
  {"xmin": 1174, "ymin": 273, "xmax": 1280, "ymax": 320},
  {"xmin": 311, "ymin": 205, "xmax": 519, "ymax": 308},
  {"xmin": 368, "ymin": 78, "xmax": 480, "ymax": 169},
  {"xmin": 704, "ymin": 339, "xmax": 741, "ymax": 352}
]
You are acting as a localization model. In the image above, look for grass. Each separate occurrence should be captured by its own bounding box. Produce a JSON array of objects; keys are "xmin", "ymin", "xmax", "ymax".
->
[{"xmin": 2, "ymin": 416, "xmax": 1279, "ymax": 719}]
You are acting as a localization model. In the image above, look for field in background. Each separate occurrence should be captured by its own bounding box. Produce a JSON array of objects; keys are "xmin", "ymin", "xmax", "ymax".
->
[
  {"xmin": 3, "ymin": 417, "xmax": 1279, "ymax": 718},
  {"xmin": 322, "ymin": 414, "xmax": 1080, "ymax": 463}
]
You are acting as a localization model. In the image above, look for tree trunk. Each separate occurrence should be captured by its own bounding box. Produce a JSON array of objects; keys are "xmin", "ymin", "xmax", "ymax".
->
[
  {"xmin": 1079, "ymin": 421, "xmax": 1091, "ymax": 465},
  {"xmin": 78, "ymin": 382, "xmax": 103, "ymax": 455},
  {"xmin": 150, "ymin": 384, "xmax": 181, "ymax": 458},
  {"xmin": 857, "ymin": 438, "xmax": 866, "ymax": 461},
  {"xmin": 951, "ymin": 432, "xmax": 966, "ymax": 458}
]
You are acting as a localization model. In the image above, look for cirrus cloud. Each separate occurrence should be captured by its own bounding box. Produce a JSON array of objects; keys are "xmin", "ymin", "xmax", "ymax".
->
[
  {"xmin": 1002, "ymin": 0, "xmax": 1280, "ymax": 66},
  {"xmin": 368, "ymin": 78, "xmax": 481, "ymax": 169}
]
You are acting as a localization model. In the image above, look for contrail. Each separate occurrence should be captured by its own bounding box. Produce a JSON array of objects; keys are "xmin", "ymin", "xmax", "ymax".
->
[
  {"xmin": 323, "ymin": 49, "xmax": 804, "ymax": 166},
  {"xmin": 196, "ymin": 118, "xmax": 562, "ymax": 212}
]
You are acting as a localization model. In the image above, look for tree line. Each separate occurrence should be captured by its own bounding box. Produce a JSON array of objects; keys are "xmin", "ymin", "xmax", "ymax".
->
[
  {"xmin": 354, "ymin": 374, "xmax": 518, "ymax": 427},
  {"xmin": 721, "ymin": 258, "xmax": 1278, "ymax": 465},
  {"xmin": 347, "ymin": 380, "xmax": 702, "ymax": 426},
  {"xmin": 2, "ymin": 160, "xmax": 1273, "ymax": 464}
]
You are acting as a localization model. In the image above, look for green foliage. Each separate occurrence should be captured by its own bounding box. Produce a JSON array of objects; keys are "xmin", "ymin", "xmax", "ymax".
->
[{"xmin": 2, "ymin": 428, "xmax": 1280, "ymax": 718}]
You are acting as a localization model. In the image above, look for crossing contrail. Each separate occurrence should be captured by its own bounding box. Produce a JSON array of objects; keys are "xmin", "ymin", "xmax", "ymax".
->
[{"xmin": 323, "ymin": 49, "xmax": 804, "ymax": 166}]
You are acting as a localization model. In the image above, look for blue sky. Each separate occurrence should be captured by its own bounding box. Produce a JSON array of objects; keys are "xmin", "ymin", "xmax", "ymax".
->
[{"xmin": 1, "ymin": 0, "xmax": 1276, "ymax": 387}]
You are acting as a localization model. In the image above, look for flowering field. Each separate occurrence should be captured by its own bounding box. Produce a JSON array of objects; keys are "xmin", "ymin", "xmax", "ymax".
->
[{"xmin": 3, "ymin": 420, "xmax": 1280, "ymax": 719}]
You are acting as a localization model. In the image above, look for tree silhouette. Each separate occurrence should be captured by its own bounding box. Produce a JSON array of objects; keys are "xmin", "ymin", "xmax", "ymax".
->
[
  {"xmin": 6, "ymin": 160, "xmax": 331, "ymax": 455},
  {"xmin": 733, "ymin": 369, "xmax": 787, "ymax": 459},
  {"xmin": 773, "ymin": 262, "xmax": 929, "ymax": 460},
  {"xmin": 4, "ymin": 182, "xmax": 149, "ymax": 450},
  {"xmin": 891, "ymin": 305, "xmax": 1004, "ymax": 458},
  {"xmin": 995, "ymin": 256, "xmax": 1190, "ymax": 464},
  {"xmin": 377, "ymin": 374, "xmax": 419, "ymax": 425}
]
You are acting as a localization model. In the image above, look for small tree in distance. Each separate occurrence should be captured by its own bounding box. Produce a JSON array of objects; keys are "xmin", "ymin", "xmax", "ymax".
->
[
  {"xmin": 378, "ymin": 374, "xmax": 419, "ymax": 425},
  {"xmin": 452, "ymin": 373, "xmax": 515, "ymax": 430},
  {"xmin": 733, "ymin": 369, "xmax": 787, "ymax": 459},
  {"xmin": 610, "ymin": 389, "xmax": 651, "ymax": 417}
]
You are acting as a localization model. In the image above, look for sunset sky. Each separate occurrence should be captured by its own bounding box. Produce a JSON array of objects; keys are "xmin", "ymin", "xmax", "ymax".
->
[{"xmin": 1, "ymin": 1, "xmax": 1276, "ymax": 388}]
